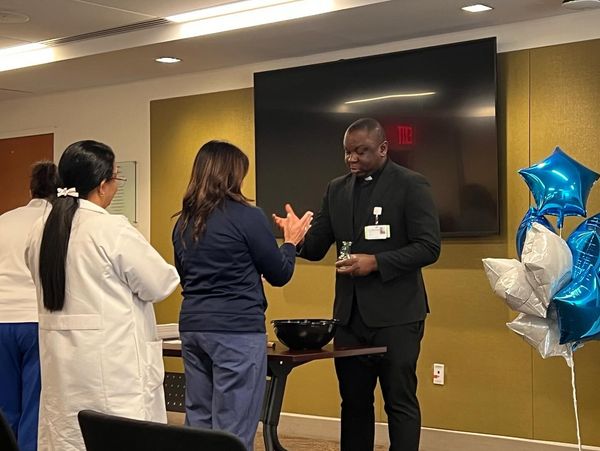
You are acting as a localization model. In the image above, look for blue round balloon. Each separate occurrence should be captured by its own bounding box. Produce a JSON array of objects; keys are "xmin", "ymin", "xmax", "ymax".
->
[
  {"xmin": 516, "ymin": 207, "xmax": 556, "ymax": 258},
  {"xmin": 518, "ymin": 147, "xmax": 599, "ymax": 228}
]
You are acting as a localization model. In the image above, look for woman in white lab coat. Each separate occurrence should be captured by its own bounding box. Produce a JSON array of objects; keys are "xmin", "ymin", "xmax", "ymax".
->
[{"xmin": 25, "ymin": 140, "xmax": 180, "ymax": 451}]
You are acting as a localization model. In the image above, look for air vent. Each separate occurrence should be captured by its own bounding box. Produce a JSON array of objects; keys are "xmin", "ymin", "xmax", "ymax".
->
[{"xmin": 42, "ymin": 18, "xmax": 170, "ymax": 46}]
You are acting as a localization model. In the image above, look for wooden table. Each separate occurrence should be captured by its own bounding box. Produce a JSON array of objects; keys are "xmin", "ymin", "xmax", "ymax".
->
[{"xmin": 163, "ymin": 341, "xmax": 386, "ymax": 451}]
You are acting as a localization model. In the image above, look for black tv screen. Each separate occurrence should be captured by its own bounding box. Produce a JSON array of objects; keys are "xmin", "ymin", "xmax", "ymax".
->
[{"xmin": 254, "ymin": 38, "xmax": 499, "ymax": 237}]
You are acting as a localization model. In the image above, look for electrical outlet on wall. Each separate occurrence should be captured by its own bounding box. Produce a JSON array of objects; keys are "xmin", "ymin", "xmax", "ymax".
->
[{"xmin": 433, "ymin": 363, "xmax": 445, "ymax": 385}]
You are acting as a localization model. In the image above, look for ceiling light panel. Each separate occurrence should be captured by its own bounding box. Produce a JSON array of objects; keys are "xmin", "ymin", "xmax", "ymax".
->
[
  {"xmin": 176, "ymin": 0, "xmax": 334, "ymax": 39},
  {"xmin": 0, "ymin": 42, "xmax": 47, "ymax": 56},
  {"xmin": 167, "ymin": 0, "xmax": 297, "ymax": 23},
  {"xmin": 0, "ymin": 44, "xmax": 53, "ymax": 72}
]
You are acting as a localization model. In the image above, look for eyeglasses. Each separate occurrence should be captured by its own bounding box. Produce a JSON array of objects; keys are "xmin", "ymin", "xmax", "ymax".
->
[{"xmin": 111, "ymin": 173, "xmax": 127, "ymax": 186}]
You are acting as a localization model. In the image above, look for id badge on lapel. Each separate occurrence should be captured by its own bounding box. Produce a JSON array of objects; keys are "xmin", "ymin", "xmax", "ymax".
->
[
  {"xmin": 365, "ymin": 206, "xmax": 391, "ymax": 240},
  {"xmin": 365, "ymin": 224, "xmax": 390, "ymax": 240}
]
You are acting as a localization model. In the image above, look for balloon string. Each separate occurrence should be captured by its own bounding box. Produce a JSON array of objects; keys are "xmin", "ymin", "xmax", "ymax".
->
[{"xmin": 569, "ymin": 344, "xmax": 582, "ymax": 451}]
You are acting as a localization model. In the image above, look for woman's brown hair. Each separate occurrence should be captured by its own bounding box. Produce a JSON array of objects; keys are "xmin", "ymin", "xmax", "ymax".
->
[{"xmin": 175, "ymin": 140, "xmax": 250, "ymax": 242}]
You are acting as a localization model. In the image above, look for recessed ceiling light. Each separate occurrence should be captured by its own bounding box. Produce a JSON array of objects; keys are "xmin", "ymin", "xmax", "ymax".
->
[
  {"xmin": 461, "ymin": 4, "xmax": 493, "ymax": 12},
  {"xmin": 155, "ymin": 57, "xmax": 181, "ymax": 64}
]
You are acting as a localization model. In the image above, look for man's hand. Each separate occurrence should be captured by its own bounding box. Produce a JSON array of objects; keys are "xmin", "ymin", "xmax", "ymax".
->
[{"xmin": 335, "ymin": 254, "xmax": 378, "ymax": 277}]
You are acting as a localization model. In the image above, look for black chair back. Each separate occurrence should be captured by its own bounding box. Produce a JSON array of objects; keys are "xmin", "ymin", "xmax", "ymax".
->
[
  {"xmin": 78, "ymin": 410, "xmax": 246, "ymax": 451},
  {"xmin": 0, "ymin": 410, "xmax": 19, "ymax": 451}
]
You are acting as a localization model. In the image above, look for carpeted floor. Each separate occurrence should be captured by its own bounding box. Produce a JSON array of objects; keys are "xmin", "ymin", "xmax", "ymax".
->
[
  {"xmin": 253, "ymin": 434, "xmax": 388, "ymax": 451},
  {"xmin": 168, "ymin": 412, "xmax": 388, "ymax": 450}
]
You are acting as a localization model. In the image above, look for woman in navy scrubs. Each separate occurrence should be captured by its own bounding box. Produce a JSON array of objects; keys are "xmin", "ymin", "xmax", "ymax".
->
[{"xmin": 173, "ymin": 140, "xmax": 312, "ymax": 450}]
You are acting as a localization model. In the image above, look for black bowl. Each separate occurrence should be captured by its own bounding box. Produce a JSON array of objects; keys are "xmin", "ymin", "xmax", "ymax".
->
[{"xmin": 271, "ymin": 319, "xmax": 339, "ymax": 350}]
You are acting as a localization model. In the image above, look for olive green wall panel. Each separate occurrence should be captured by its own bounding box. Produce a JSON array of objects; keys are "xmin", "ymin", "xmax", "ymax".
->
[
  {"xmin": 528, "ymin": 39, "xmax": 600, "ymax": 445},
  {"xmin": 150, "ymin": 88, "xmax": 255, "ymax": 372}
]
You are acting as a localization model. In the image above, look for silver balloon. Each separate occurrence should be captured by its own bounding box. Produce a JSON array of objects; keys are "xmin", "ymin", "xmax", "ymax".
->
[
  {"xmin": 506, "ymin": 310, "xmax": 576, "ymax": 366},
  {"xmin": 521, "ymin": 222, "xmax": 572, "ymax": 305},
  {"xmin": 482, "ymin": 258, "xmax": 547, "ymax": 317}
]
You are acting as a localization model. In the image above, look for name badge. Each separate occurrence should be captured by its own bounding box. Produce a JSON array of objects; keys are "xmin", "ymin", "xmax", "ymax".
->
[{"xmin": 365, "ymin": 224, "xmax": 390, "ymax": 240}]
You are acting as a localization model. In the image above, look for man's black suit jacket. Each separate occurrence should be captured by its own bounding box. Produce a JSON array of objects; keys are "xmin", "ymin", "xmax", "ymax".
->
[{"xmin": 299, "ymin": 160, "xmax": 441, "ymax": 327}]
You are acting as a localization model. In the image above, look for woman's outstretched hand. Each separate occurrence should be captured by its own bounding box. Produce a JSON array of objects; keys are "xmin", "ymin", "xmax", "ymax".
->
[{"xmin": 272, "ymin": 203, "xmax": 313, "ymax": 246}]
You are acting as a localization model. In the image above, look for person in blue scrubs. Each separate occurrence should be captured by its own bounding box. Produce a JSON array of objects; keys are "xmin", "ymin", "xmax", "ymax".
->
[
  {"xmin": 0, "ymin": 161, "xmax": 60, "ymax": 451},
  {"xmin": 172, "ymin": 140, "xmax": 312, "ymax": 450}
]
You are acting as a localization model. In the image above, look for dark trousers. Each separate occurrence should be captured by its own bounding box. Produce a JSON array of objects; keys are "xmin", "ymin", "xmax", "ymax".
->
[
  {"xmin": 334, "ymin": 306, "xmax": 424, "ymax": 451},
  {"xmin": 0, "ymin": 323, "xmax": 40, "ymax": 451}
]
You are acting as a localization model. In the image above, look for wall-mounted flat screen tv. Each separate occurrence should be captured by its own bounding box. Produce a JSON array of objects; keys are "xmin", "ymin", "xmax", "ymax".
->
[{"xmin": 254, "ymin": 37, "xmax": 499, "ymax": 237}]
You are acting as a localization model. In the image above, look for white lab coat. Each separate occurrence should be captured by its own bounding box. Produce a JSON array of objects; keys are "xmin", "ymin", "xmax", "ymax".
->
[
  {"xmin": 25, "ymin": 199, "xmax": 180, "ymax": 451},
  {"xmin": 0, "ymin": 198, "xmax": 50, "ymax": 322}
]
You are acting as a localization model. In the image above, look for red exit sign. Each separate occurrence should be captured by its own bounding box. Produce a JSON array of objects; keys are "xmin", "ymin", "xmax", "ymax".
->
[{"xmin": 397, "ymin": 125, "xmax": 414, "ymax": 145}]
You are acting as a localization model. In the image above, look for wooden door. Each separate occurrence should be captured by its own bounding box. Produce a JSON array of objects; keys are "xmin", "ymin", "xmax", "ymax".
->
[{"xmin": 0, "ymin": 133, "xmax": 54, "ymax": 214}]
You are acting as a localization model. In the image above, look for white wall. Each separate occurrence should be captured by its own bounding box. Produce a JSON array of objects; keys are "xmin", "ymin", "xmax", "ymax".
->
[{"xmin": 1, "ymin": 10, "xmax": 599, "ymax": 238}]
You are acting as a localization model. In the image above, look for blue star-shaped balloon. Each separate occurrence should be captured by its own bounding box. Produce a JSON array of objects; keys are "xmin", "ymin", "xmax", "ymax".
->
[
  {"xmin": 553, "ymin": 266, "xmax": 600, "ymax": 344},
  {"xmin": 516, "ymin": 207, "xmax": 556, "ymax": 258},
  {"xmin": 553, "ymin": 214, "xmax": 600, "ymax": 344},
  {"xmin": 567, "ymin": 213, "xmax": 600, "ymax": 279},
  {"xmin": 518, "ymin": 147, "xmax": 599, "ymax": 228}
]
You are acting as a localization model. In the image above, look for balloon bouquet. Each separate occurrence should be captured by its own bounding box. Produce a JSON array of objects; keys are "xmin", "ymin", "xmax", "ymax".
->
[{"xmin": 483, "ymin": 146, "xmax": 599, "ymax": 449}]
